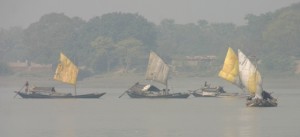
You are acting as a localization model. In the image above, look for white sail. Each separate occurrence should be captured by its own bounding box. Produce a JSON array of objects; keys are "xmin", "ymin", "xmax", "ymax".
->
[
  {"xmin": 145, "ymin": 51, "xmax": 170, "ymax": 86},
  {"xmin": 238, "ymin": 49, "xmax": 263, "ymax": 99}
]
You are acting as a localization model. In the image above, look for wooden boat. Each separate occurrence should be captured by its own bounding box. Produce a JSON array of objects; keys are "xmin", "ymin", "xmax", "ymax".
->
[
  {"xmin": 246, "ymin": 97, "xmax": 278, "ymax": 107},
  {"xmin": 15, "ymin": 52, "xmax": 106, "ymax": 99},
  {"xmin": 119, "ymin": 51, "xmax": 190, "ymax": 99},
  {"xmin": 16, "ymin": 90, "xmax": 105, "ymax": 99},
  {"xmin": 219, "ymin": 47, "xmax": 277, "ymax": 107},
  {"xmin": 191, "ymin": 82, "xmax": 238, "ymax": 97},
  {"xmin": 191, "ymin": 83, "xmax": 220, "ymax": 97},
  {"xmin": 237, "ymin": 49, "xmax": 277, "ymax": 107},
  {"xmin": 125, "ymin": 83, "xmax": 190, "ymax": 98}
]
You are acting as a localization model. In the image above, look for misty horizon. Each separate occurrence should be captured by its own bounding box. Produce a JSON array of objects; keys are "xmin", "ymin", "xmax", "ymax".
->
[{"xmin": 1, "ymin": 0, "xmax": 300, "ymax": 29}]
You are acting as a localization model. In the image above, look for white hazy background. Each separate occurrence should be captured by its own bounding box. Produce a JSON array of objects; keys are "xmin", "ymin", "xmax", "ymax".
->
[{"xmin": 1, "ymin": 0, "xmax": 300, "ymax": 29}]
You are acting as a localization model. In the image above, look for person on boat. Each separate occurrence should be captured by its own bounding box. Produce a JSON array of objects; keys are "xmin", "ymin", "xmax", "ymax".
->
[
  {"xmin": 51, "ymin": 87, "xmax": 56, "ymax": 93},
  {"xmin": 162, "ymin": 89, "xmax": 170, "ymax": 95},
  {"xmin": 261, "ymin": 90, "xmax": 273, "ymax": 100},
  {"xmin": 25, "ymin": 81, "xmax": 29, "ymax": 93},
  {"xmin": 162, "ymin": 89, "xmax": 166, "ymax": 95},
  {"xmin": 247, "ymin": 96, "xmax": 253, "ymax": 101},
  {"xmin": 204, "ymin": 81, "xmax": 210, "ymax": 88},
  {"xmin": 218, "ymin": 86, "xmax": 226, "ymax": 93}
]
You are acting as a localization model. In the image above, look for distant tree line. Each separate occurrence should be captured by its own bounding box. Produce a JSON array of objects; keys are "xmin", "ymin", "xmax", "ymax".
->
[{"xmin": 1, "ymin": 3, "xmax": 300, "ymax": 76}]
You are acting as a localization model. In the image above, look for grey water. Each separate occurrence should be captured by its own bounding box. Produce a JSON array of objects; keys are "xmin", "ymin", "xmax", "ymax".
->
[{"xmin": 1, "ymin": 86, "xmax": 300, "ymax": 137}]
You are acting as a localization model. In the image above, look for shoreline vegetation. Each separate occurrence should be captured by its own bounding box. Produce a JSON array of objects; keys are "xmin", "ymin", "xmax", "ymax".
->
[{"xmin": 2, "ymin": 3, "xmax": 300, "ymax": 78}]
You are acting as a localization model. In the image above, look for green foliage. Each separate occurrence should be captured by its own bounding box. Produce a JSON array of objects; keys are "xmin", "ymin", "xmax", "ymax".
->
[
  {"xmin": 0, "ymin": 27, "xmax": 26, "ymax": 62},
  {"xmin": 262, "ymin": 7, "xmax": 300, "ymax": 56},
  {"xmin": 90, "ymin": 36, "xmax": 148, "ymax": 74},
  {"xmin": 260, "ymin": 54, "xmax": 295, "ymax": 75},
  {"xmin": 77, "ymin": 69, "xmax": 93, "ymax": 81},
  {"xmin": 114, "ymin": 37, "xmax": 147, "ymax": 72},
  {"xmin": 157, "ymin": 19, "xmax": 237, "ymax": 58},
  {"xmin": 2, "ymin": 3, "xmax": 300, "ymax": 77},
  {"xmin": 88, "ymin": 12, "xmax": 157, "ymax": 49},
  {"xmin": 0, "ymin": 62, "xmax": 12, "ymax": 76},
  {"xmin": 23, "ymin": 13, "xmax": 85, "ymax": 64},
  {"xmin": 91, "ymin": 36, "xmax": 115, "ymax": 73}
]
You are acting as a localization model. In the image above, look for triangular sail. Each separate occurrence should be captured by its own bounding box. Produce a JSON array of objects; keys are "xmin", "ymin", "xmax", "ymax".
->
[
  {"xmin": 145, "ymin": 51, "xmax": 170, "ymax": 86},
  {"xmin": 238, "ymin": 49, "xmax": 263, "ymax": 98},
  {"xmin": 218, "ymin": 47, "xmax": 243, "ymax": 89},
  {"xmin": 53, "ymin": 52, "xmax": 78, "ymax": 85}
]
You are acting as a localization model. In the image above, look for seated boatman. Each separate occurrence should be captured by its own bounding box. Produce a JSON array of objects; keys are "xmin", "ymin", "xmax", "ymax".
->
[{"xmin": 261, "ymin": 90, "xmax": 273, "ymax": 100}]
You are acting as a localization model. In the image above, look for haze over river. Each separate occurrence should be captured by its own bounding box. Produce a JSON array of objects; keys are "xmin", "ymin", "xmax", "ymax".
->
[{"xmin": 1, "ymin": 76, "xmax": 299, "ymax": 137}]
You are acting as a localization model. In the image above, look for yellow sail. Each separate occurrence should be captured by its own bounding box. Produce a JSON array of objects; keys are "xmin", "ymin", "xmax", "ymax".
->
[
  {"xmin": 53, "ymin": 52, "xmax": 78, "ymax": 85},
  {"xmin": 247, "ymin": 70, "xmax": 262, "ymax": 95},
  {"xmin": 218, "ymin": 47, "xmax": 242, "ymax": 87}
]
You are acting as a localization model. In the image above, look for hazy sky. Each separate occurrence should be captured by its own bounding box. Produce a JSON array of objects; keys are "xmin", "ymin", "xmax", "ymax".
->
[{"xmin": 1, "ymin": 0, "xmax": 300, "ymax": 29}]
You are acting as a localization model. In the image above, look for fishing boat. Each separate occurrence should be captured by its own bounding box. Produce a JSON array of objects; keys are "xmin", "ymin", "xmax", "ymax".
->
[
  {"xmin": 219, "ymin": 47, "xmax": 277, "ymax": 107},
  {"xmin": 191, "ymin": 82, "xmax": 223, "ymax": 97},
  {"xmin": 192, "ymin": 85, "xmax": 238, "ymax": 97},
  {"xmin": 15, "ymin": 86, "xmax": 105, "ymax": 98},
  {"xmin": 119, "ymin": 51, "xmax": 190, "ymax": 99},
  {"xmin": 15, "ymin": 52, "xmax": 106, "ymax": 99},
  {"xmin": 237, "ymin": 49, "xmax": 277, "ymax": 107}
]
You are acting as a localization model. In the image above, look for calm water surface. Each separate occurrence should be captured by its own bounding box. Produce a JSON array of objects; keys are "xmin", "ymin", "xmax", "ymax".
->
[{"xmin": 0, "ymin": 87, "xmax": 299, "ymax": 137}]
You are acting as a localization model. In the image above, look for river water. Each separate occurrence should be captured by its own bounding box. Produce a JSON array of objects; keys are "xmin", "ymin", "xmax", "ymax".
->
[{"xmin": 0, "ymin": 77, "xmax": 300, "ymax": 137}]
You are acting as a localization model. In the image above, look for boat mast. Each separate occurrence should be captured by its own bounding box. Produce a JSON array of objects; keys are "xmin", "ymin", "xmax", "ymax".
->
[
  {"xmin": 166, "ymin": 80, "xmax": 169, "ymax": 94},
  {"xmin": 74, "ymin": 55, "xmax": 77, "ymax": 96},
  {"xmin": 74, "ymin": 84, "xmax": 77, "ymax": 96}
]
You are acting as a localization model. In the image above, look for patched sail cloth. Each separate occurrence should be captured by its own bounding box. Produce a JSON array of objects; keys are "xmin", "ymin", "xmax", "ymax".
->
[
  {"xmin": 53, "ymin": 52, "xmax": 78, "ymax": 85},
  {"xmin": 218, "ymin": 47, "xmax": 243, "ymax": 88},
  {"xmin": 145, "ymin": 51, "xmax": 170, "ymax": 85},
  {"xmin": 238, "ymin": 49, "xmax": 263, "ymax": 98}
]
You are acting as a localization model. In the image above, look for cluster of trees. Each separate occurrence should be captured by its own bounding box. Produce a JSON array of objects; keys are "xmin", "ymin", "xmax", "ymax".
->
[{"xmin": 1, "ymin": 3, "xmax": 300, "ymax": 77}]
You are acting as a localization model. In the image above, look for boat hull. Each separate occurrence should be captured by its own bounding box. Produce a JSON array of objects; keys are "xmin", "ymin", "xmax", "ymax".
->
[
  {"xmin": 246, "ymin": 98, "xmax": 278, "ymax": 107},
  {"xmin": 192, "ymin": 84, "xmax": 226, "ymax": 97},
  {"xmin": 127, "ymin": 92, "xmax": 190, "ymax": 98},
  {"xmin": 125, "ymin": 82, "xmax": 190, "ymax": 99},
  {"xmin": 192, "ymin": 92, "xmax": 217, "ymax": 97},
  {"xmin": 217, "ymin": 92, "xmax": 249, "ymax": 98},
  {"xmin": 16, "ymin": 92, "xmax": 106, "ymax": 99}
]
